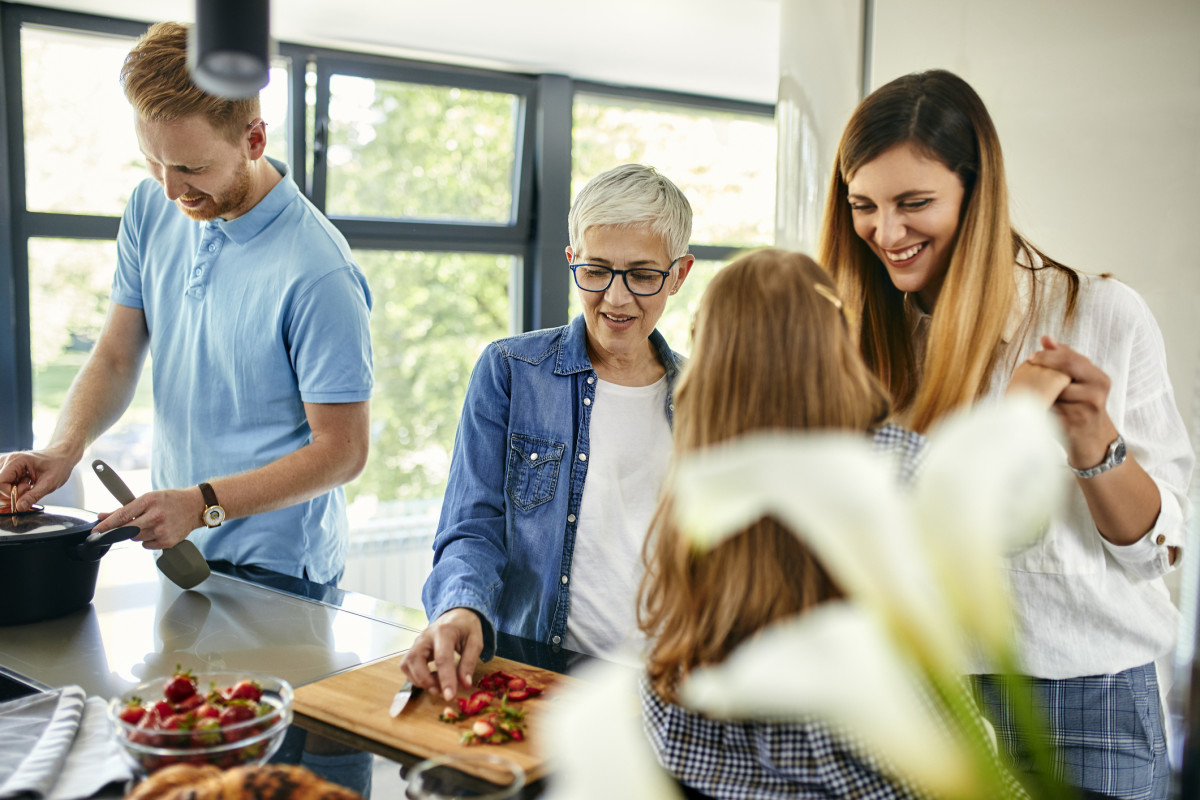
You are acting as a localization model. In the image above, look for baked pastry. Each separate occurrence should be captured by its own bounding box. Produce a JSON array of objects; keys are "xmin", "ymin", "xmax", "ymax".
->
[{"xmin": 125, "ymin": 763, "xmax": 364, "ymax": 800}]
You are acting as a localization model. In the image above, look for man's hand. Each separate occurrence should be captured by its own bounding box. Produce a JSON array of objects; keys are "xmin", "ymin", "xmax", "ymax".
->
[
  {"xmin": 1026, "ymin": 335, "xmax": 1119, "ymax": 470},
  {"xmin": 1007, "ymin": 360, "xmax": 1071, "ymax": 408},
  {"xmin": 400, "ymin": 608, "xmax": 484, "ymax": 703},
  {"xmin": 0, "ymin": 447, "xmax": 80, "ymax": 511},
  {"xmin": 93, "ymin": 486, "xmax": 204, "ymax": 550}
]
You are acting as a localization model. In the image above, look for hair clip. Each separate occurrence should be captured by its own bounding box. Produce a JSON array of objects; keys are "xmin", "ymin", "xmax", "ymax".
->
[{"xmin": 813, "ymin": 282, "xmax": 844, "ymax": 313}]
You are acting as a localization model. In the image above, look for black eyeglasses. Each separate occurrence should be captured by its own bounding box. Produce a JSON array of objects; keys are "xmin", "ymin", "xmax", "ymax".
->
[{"xmin": 569, "ymin": 259, "xmax": 679, "ymax": 297}]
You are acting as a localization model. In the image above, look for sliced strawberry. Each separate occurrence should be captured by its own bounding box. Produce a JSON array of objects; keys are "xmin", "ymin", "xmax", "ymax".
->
[
  {"xmin": 472, "ymin": 719, "xmax": 495, "ymax": 738},
  {"xmin": 506, "ymin": 677, "xmax": 526, "ymax": 691},
  {"xmin": 506, "ymin": 688, "xmax": 529, "ymax": 701},
  {"xmin": 438, "ymin": 706, "xmax": 461, "ymax": 722},
  {"xmin": 463, "ymin": 690, "xmax": 494, "ymax": 716},
  {"xmin": 524, "ymin": 686, "xmax": 543, "ymax": 697},
  {"xmin": 456, "ymin": 697, "xmax": 469, "ymax": 713},
  {"xmin": 509, "ymin": 728, "xmax": 524, "ymax": 742}
]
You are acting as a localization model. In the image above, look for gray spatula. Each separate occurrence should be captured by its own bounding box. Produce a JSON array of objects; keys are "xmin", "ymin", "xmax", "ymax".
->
[{"xmin": 91, "ymin": 459, "xmax": 210, "ymax": 590}]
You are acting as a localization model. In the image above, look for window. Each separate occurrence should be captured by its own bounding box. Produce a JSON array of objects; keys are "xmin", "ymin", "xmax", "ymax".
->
[
  {"xmin": 0, "ymin": 6, "xmax": 774, "ymax": 610},
  {"xmin": 570, "ymin": 89, "xmax": 775, "ymax": 353}
]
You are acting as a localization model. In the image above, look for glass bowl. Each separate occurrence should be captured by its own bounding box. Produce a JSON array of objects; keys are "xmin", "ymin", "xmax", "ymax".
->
[{"xmin": 107, "ymin": 670, "xmax": 292, "ymax": 774}]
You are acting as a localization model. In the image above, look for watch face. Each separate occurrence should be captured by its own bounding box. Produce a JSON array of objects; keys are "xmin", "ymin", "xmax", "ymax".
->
[{"xmin": 203, "ymin": 506, "xmax": 226, "ymax": 527}]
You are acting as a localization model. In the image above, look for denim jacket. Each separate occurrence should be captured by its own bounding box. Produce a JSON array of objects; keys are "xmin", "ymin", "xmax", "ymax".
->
[{"xmin": 423, "ymin": 315, "xmax": 682, "ymax": 660}]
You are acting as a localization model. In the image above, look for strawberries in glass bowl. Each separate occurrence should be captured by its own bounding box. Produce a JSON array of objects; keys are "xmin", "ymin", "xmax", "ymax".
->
[{"xmin": 107, "ymin": 669, "xmax": 293, "ymax": 774}]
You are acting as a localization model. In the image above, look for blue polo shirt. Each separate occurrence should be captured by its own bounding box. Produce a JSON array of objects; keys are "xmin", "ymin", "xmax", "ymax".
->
[{"xmin": 111, "ymin": 159, "xmax": 373, "ymax": 583}]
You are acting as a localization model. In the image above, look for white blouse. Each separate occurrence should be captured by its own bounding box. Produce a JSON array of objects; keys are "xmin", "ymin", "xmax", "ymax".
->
[{"xmin": 914, "ymin": 265, "xmax": 1192, "ymax": 679}]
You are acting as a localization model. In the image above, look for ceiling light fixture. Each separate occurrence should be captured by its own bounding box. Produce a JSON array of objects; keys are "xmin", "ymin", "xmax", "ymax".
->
[{"xmin": 188, "ymin": 0, "xmax": 271, "ymax": 99}]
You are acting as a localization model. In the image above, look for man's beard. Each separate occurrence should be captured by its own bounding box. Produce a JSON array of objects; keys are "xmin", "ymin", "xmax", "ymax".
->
[{"xmin": 176, "ymin": 162, "xmax": 252, "ymax": 222}]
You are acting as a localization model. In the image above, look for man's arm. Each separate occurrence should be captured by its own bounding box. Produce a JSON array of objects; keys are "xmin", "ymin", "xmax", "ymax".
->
[
  {"xmin": 91, "ymin": 399, "xmax": 370, "ymax": 547},
  {"xmin": 1, "ymin": 302, "xmax": 149, "ymax": 509}
]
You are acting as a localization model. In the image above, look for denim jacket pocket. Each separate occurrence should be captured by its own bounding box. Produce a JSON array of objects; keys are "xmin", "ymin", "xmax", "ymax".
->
[{"xmin": 506, "ymin": 434, "xmax": 566, "ymax": 511}]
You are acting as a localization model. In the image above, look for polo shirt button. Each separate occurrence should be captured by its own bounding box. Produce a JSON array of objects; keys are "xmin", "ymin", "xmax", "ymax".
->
[
  {"xmin": 567, "ymin": 514, "xmax": 576, "ymax": 523},
  {"xmin": 669, "ymin": 403, "xmax": 675, "ymax": 411},
  {"xmin": 561, "ymin": 575, "xmax": 568, "ymax": 585},
  {"xmin": 1156, "ymin": 534, "xmax": 1166, "ymax": 545},
  {"xmin": 551, "ymin": 636, "xmax": 561, "ymax": 644},
  {"xmin": 578, "ymin": 453, "xmax": 587, "ymax": 461},
  {"xmin": 193, "ymin": 268, "xmax": 202, "ymax": 276},
  {"xmin": 208, "ymin": 243, "xmax": 217, "ymax": 252},
  {"xmin": 530, "ymin": 452, "xmax": 538, "ymax": 461},
  {"xmin": 583, "ymin": 398, "xmax": 591, "ymax": 406}
]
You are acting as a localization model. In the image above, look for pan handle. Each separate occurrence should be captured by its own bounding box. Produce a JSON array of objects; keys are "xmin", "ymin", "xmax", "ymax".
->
[{"xmin": 73, "ymin": 525, "xmax": 140, "ymax": 561}]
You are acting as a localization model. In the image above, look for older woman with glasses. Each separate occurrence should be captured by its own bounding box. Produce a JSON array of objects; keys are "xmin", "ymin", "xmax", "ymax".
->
[{"xmin": 402, "ymin": 164, "xmax": 694, "ymax": 702}]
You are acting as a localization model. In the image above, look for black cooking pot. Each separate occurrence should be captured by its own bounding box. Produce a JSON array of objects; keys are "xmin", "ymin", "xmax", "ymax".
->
[{"xmin": 0, "ymin": 505, "xmax": 139, "ymax": 626}]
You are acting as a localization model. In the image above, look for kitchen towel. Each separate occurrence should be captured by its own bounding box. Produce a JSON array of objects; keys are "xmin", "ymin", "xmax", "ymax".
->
[{"xmin": 0, "ymin": 686, "xmax": 131, "ymax": 800}]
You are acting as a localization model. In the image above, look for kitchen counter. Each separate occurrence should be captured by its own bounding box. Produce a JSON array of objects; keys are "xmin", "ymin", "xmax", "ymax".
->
[
  {"xmin": 0, "ymin": 543, "xmax": 422, "ymax": 699},
  {"xmin": 0, "ymin": 541, "xmax": 593, "ymax": 799}
]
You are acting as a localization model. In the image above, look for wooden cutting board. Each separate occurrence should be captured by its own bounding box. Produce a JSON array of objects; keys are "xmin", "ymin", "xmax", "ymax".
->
[{"xmin": 293, "ymin": 653, "xmax": 573, "ymax": 784}]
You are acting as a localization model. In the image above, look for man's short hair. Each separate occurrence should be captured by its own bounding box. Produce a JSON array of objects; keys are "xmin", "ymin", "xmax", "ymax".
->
[
  {"xmin": 568, "ymin": 164, "xmax": 693, "ymax": 259},
  {"xmin": 121, "ymin": 21, "xmax": 260, "ymax": 144}
]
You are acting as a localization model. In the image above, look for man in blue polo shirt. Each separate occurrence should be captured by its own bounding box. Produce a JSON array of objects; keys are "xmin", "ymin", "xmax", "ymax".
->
[{"xmin": 0, "ymin": 22, "xmax": 373, "ymax": 586}]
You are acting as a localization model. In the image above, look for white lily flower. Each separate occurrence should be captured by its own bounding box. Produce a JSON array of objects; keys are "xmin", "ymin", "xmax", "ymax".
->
[
  {"xmin": 542, "ymin": 659, "xmax": 682, "ymax": 800},
  {"xmin": 912, "ymin": 395, "xmax": 1068, "ymax": 653},
  {"xmin": 680, "ymin": 603, "xmax": 982, "ymax": 799},
  {"xmin": 671, "ymin": 432, "xmax": 964, "ymax": 672}
]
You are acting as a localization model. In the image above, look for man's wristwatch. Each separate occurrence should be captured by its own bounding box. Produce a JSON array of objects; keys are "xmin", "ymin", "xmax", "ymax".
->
[
  {"xmin": 198, "ymin": 482, "xmax": 226, "ymax": 528},
  {"xmin": 1071, "ymin": 434, "xmax": 1126, "ymax": 479}
]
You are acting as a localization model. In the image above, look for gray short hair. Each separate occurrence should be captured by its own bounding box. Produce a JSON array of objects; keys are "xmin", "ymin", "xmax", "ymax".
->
[{"xmin": 568, "ymin": 164, "xmax": 693, "ymax": 259}]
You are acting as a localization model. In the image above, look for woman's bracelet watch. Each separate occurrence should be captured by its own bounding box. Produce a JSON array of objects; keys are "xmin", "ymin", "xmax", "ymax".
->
[{"xmin": 1071, "ymin": 434, "xmax": 1126, "ymax": 479}]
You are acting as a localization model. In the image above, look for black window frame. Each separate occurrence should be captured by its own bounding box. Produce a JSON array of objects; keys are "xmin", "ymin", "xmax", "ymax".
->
[{"xmin": 0, "ymin": 1, "xmax": 774, "ymax": 452}]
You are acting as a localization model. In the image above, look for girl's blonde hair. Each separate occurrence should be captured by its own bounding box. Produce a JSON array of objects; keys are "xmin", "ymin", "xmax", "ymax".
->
[
  {"xmin": 818, "ymin": 69, "xmax": 1078, "ymax": 433},
  {"xmin": 638, "ymin": 249, "xmax": 889, "ymax": 702}
]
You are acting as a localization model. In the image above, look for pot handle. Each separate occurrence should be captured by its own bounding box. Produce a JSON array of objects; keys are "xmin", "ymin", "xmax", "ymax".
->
[{"xmin": 73, "ymin": 525, "xmax": 140, "ymax": 561}]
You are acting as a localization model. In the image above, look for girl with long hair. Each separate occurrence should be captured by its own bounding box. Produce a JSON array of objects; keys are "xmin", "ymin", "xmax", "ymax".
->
[
  {"xmin": 818, "ymin": 69, "xmax": 1191, "ymax": 800},
  {"xmin": 637, "ymin": 248, "xmax": 930, "ymax": 799}
]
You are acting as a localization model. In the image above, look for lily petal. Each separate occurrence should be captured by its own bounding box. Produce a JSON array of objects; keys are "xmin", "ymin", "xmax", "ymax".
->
[
  {"xmin": 912, "ymin": 396, "xmax": 1068, "ymax": 650},
  {"xmin": 680, "ymin": 603, "xmax": 982, "ymax": 799},
  {"xmin": 542, "ymin": 659, "xmax": 682, "ymax": 800},
  {"xmin": 672, "ymin": 432, "xmax": 963, "ymax": 671}
]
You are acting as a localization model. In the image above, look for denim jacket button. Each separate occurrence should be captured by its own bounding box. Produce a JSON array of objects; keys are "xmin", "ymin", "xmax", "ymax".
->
[
  {"xmin": 578, "ymin": 453, "xmax": 587, "ymax": 461},
  {"xmin": 530, "ymin": 452, "xmax": 538, "ymax": 460},
  {"xmin": 552, "ymin": 635, "xmax": 562, "ymax": 644},
  {"xmin": 567, "ymin": 514, "xmax": 576, "ymax": 523},
  {"xmin": 561, "ymin": 575, "xmax": 568, "ymax": 584},
  {"xmin": 583, "ymin": 398, "xmax": 591, "ymax": 406},
  {"xmin": 587, "ymin": 376, "xmax": 595, "ymax": 385}
]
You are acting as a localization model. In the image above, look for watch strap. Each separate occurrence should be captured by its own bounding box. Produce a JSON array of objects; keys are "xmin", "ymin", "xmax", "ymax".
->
[
  {"xmin": 199, "ymin": 482, "xmax": 219, "ymax": 508},
  {"xmin": 1071, "ymin": 434, "xmax": 1126, "ymax": 479}
]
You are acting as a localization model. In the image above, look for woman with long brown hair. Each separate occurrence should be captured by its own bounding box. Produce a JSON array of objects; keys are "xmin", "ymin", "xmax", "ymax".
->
[
  {"xmin": 818, "ymin": 69, "xmax": 1190, "ymax": 799},
  {"xmin": 637, "ymin": 249, "xmax": 928, "ymax": 799}
]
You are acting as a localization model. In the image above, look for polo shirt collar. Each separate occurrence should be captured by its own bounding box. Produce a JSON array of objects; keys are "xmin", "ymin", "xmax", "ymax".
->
[{"xmin": 212, "ymin": 157, "xmax": 297, "ymax": 245}]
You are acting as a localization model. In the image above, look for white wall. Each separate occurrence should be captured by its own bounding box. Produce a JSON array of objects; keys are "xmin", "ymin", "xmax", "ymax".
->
[{"xmin": 867, "ymin": 0, "xmax": 1200, "ymax": 444}]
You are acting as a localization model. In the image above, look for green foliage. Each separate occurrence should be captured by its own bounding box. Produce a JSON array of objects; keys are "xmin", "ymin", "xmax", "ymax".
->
[
  {"xmin": 353, "ymin": 250, "xmax": 509, "ymax": 503},
  {"xmin": 326, "ymin": 78, "xmax": 518, "ymax": 222}
]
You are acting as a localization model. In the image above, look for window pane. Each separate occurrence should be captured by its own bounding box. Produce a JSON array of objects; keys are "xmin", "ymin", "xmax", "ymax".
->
[
  {"xmin": 325, "ymin": 76, "xmax": 519, "ymax": 223},
  {"xmin": 28, "ymin": 238, "xmax": 154, "ymax": 507},
  {"xmin": 262, "ymin": 62, "xmax": 292, "ymax": 167},
  {"xmin": 346, "ymin": 250, "xmax": 512, "ymax": 607},
  {"xmin": 573, "ymin": 93, "xmax": 775, "ymax": 248},
  {"xmin": 22, "ymin": 27, "xmax": 142, "ymax": 216},
  {"xmin": 567, "ymin": 258, "xmax": 723, "ymax": 357}
]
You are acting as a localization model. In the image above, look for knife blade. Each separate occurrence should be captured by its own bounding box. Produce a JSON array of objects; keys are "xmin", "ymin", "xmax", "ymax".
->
[{"xmin": 389, "ymin": 680, "xmax": 416, "ymax": 717}]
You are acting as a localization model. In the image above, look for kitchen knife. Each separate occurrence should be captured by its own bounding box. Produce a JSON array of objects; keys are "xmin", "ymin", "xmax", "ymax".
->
[
  {"xmin": 389, "ymin": 680, "xmax": 417, "ymax": 717},
  {"xmin": 91, "ymin": 459, "xmax": 211, "ymax": 590}
]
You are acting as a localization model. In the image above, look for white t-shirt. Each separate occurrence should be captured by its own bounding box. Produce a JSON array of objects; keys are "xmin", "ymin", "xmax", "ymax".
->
[{"xmin": 564, "ymin": 375, "xmax": 672, "ymax": 658}]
